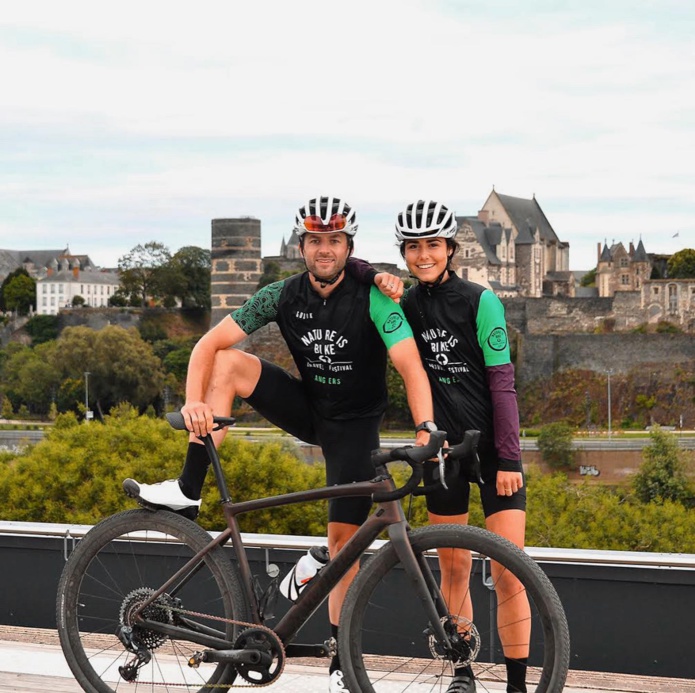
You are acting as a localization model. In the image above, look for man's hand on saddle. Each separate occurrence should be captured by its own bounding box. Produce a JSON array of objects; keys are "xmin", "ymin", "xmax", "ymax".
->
[{"xmin": 180, "ymin": 401, "xmax": 215, "ymax": 438}]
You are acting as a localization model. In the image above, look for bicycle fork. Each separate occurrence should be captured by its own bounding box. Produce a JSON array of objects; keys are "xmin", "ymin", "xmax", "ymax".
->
[{"xmin": 388, "ymin": 522, "xmax": 458, "ymax": 652}]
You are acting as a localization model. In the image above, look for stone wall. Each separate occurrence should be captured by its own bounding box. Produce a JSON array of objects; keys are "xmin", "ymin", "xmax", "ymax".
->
[
  {"xmin": 501, "ymin": 294, "xmax": 645, "ymax": 334},
  {"xmin": 515, "ymin": 332, "xmax": 695, "ymax": 385}
]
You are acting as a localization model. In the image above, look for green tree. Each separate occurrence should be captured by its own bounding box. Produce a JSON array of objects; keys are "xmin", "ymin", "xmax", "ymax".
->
[
  {"xmin": 108, "ymin": 290, "xmax": 129, "ymax": 307},
  {"xmin": 71, "ymin": 295, "xmax": 86, "ymax": 307},
  {"xmin": 2, "ymin": 342, "xmax": 62, "ymax": 415},
  {"xmin": 24, "ymin": 315, "xmax": 60, "ymax": 345},
  {"xmin": 0, "ymin": 268, "xmax": 31, "ymax": 312},
  {"xmin": 53, "ymin": 325, "xmax": 169, "ymax": 414},
  {"xmin": 118, "ymin": 241, "xmax": 172, "ymax": 307},
  {"xmin": 257, "ymin": 261, "xmax": 283, "ymax": 289},
  {"xmin": 537, "ymin": 422, "xmax": 576, "ymax": 470},
  {"xmin": 1, "ymin": 397, "xmax": 13, "ymax": 419},
  {"xmin": 666, "ymin": 248, "xmax": 695, "ymax": 278},
  {"xmin": 170, "ymin": 246, "xmax": 211, "ymax": 308},
  {"xmin": 580, "ymin": 268, "xmax": 596, "ymax": 287},
  {"xmin": 3, "ymin": 273, "xmax": 36, "ymax": 315},
  {"xmin": 632, "ymin": 426, "xmax": 693, "ymax": 504}
]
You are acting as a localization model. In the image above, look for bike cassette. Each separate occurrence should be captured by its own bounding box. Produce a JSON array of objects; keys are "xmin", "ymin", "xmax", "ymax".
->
[
  {"xmin": 234, "ymin": 627, "xmax": 285, "ymax": 685},
  {"xmin": 119, "ymin": 587, "xmax": 177, "ymax": 651}
]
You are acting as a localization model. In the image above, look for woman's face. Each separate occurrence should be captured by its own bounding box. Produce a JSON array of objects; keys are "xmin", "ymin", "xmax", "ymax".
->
[{"xmin": 403, "ymin": 237, "xmax": 451, "ymax": 283}]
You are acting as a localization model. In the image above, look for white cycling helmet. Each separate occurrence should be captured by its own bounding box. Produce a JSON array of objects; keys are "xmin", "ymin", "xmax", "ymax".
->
[
  {"xmin": 294, "ymin": 196, "xmax": 358, "ymax": 237},
  {"xmin": 394, "ymin": 200, "xmax": 457, "ymax": 241}
]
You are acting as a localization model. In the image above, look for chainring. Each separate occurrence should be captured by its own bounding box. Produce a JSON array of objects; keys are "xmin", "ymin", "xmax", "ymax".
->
[{"xmin": 234, "ymin": 627, "xmax": 286, "ymax": 685}]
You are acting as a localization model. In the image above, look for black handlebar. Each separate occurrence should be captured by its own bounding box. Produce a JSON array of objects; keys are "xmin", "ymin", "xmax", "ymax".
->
[
  {"xmin": 371, "ymin": 431, "xmax": 447, "ymax": 503},
  {"xmin": 372, "ymin": 429, "xmax": 482, "ymax": 502}
]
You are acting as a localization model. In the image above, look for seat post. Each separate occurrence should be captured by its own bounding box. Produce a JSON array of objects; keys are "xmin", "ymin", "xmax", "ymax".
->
[{"xmin": 200, "ymin": 434, "xmax": 232, "ymax": 503}]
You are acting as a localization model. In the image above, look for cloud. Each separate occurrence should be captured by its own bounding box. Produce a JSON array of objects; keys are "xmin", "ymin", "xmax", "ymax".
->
[{"xmin": 0, "ymin": 0, "xmax": 693, "ymax": 271}]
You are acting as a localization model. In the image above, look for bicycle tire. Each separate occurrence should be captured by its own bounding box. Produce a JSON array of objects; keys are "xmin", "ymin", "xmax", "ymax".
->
[
  {"xmin": 57, "ymin": 508, "xmax": 250, "ymax": 693},
  {"xmin": 339, "ymin": 524, "xmax": 569, "ymax": 693}
]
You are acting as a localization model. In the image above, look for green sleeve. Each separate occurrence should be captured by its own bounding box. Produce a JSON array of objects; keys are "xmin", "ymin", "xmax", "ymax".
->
[
  {"xmin": 476, "ymin": 289, "xmax": 511, "ymax": 366},
  {"xmin": 368, "ymin": 286, "xmax": 414, "ymax": 349},
  {"xmin": 230, "ymin": 281, "xmax": 283, "ymax": 335}
]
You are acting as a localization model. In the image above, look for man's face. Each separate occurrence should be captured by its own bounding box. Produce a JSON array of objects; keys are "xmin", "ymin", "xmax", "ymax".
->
[{"xmin": 300, "ymin": 232, "xmax": 352, "ymax": 281}]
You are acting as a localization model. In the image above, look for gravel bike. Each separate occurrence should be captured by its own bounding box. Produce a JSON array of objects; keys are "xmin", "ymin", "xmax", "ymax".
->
[{"xmin": 57, "ymin": 413, "xmax": 570, "ymax": 692}]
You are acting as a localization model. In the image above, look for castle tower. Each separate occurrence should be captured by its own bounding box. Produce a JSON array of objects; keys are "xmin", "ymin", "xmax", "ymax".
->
[{"xmin": 211, "ymin": 217, "xmax": 263, "ymax": 326}]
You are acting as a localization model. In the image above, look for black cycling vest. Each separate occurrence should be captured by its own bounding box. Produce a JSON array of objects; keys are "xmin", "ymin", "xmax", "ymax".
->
[
  {"xmin": 276, "ymin": 273, "xmax": 388, "ymax": 420},
  {"xmin": 402, "ymin": 275, "xmax": 495, "ymax": 447}
]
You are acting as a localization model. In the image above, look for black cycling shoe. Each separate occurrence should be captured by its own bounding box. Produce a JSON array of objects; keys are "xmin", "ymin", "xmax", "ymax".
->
[{"xmin": 446, "ymin": 673, "xmax": 476, "ymax": 692}]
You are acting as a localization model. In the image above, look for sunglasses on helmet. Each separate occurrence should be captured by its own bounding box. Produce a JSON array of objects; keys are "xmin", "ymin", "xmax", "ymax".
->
[{"xmin": 302, "ymin": 214, "xmax": 348, "ymax": 232}]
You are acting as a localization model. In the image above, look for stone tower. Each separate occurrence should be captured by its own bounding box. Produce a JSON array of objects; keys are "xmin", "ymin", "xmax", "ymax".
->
[{"xmin": 211, "ymin": 217, "xmax": 263, "ymax": 326}]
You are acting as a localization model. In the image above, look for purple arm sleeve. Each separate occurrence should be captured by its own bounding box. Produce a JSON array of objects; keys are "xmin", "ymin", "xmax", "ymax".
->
[
  {"xmin": 486, "ymin": 363, "xmax": 522, "ymax": 472},
  {"xmin": 346, "ymin": 256, "xmax": 378, "ymax": 285}
]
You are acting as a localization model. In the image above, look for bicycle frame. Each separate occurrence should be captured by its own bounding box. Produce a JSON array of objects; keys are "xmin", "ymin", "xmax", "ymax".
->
[{"xmin": 133, "ymin": 432, "xmax": 454, "ymax": 654}]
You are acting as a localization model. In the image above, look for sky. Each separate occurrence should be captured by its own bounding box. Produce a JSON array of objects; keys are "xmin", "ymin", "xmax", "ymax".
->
[{"xmin": 1, "ymin": 0, "xmax": 693, "ymax": 273}]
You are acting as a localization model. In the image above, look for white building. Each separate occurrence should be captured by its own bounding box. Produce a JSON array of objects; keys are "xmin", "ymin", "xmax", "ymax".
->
[{"xmin": 36, "ymin": 258, "xmax": 120, "ymax": 315}]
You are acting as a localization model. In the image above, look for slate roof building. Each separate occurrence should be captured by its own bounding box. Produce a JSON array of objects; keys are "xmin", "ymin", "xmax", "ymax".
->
[{"xmin": 455, "ymin": 189, "xmax": 572, "ymax": 298}]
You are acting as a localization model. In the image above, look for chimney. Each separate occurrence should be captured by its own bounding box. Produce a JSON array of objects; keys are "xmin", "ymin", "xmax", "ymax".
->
[
  {"xmin": 478, "ymin": 209, "xmax": 490, "ymax": 225},
  {"xmin": 597, "ymin": 243, "xmax": 602, "ymax": 263}
]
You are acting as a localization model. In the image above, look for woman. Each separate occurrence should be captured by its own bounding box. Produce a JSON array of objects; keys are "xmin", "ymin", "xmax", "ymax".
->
[{"xmin": 375, "ymin": 200, "xmax": 529, "ymax": 693}]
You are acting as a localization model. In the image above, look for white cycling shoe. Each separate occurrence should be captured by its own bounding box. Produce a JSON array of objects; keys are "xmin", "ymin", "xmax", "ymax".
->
[
  {"xmin": 123, "ymin": 478, "xmax": 201, "ymax": 519},
  {"xmin": 329, "ymin": 669, "xmax": 350, "ymax": 692}
]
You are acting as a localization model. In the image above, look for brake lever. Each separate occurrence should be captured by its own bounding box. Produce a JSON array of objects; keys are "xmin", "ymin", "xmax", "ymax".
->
[{"xmin": 437, "ymin": 448, "xmax": 448, "ymax": 490}]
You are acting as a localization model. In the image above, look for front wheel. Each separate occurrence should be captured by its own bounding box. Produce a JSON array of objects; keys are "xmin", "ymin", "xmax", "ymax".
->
[
  {"xmin": 57, "ymin": 509, "xmax": 250, "ymax": 693},
  {"xmin": 340, "ymin": 524, "xmax": 569, "ymax": 693}
]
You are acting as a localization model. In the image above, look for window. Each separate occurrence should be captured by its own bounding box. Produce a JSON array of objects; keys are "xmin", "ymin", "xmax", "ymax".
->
[
  {"xmin": 42, "ymin": 284, "xmax": 47, "ymax": 293},
  {"xmin": 50, "ymin": 284, "xmax": 55, "ymax": 293},
  {"xmin": 59, "ymin": 284, "xmax": 64, "ymax": 294},
  {"xmin": 652, "ymin": 286, "xmax": 659, "ymax": 295},
  {"xmin": 620, "ymin": 274, "xmax": 630, "ymax": 285},
  {"xmin": 668, "ymin": 284, "xmax": 678, "ymax": 314},
  {"xmin": 620, "ymin": 258, "xmax": 628, "ymax": 268}
]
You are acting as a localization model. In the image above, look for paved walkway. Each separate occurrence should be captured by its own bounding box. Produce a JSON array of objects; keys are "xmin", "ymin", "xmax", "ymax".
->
[{"xmin": 1, "ymin": 627, "xmax": 693, "ymax": 692}]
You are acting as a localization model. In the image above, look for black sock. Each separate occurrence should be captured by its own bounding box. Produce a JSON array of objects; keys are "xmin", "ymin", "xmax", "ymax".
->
[
  {"xmin": 329, "ymin": 623, "xmax": 340, "ymax": 673},
  {"xmin": 178, "ymin": 442, "xmax": 210, "ymax": 500},
  {"xmin": 505, "ymin": 656, "xmax": 528, "ymax": 693}
]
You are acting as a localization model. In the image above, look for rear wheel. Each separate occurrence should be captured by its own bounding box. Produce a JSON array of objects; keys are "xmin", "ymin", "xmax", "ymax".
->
[
  {"xmin": 57, "ymin": 509, "xmax": 250, "ymax": 692},
  {"xmin": 340, "ymin": 524, "xmax": 569, "ymax": 693}
]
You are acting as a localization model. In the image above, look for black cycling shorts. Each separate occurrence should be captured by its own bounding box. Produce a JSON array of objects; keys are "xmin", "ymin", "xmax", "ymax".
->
[
  {"xmin": 423, "ymin": 452, "xmax": 527, "ymax": 518},
  {"xmin": 244, "ymin": 359, "xmax": 381, "ymax": 526}
]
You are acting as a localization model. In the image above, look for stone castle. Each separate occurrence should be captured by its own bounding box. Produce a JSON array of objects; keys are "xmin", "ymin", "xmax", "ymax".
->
[{"xmin": 210, "ymin": 190, "xmax": 695, "ymax": 332}]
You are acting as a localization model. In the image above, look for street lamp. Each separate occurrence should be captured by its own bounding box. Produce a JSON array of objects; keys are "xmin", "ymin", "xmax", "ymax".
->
[
  {"xmin": 84, "ymin": 371, "xmax": 91, "ymax": 421},
  {"xmin": 606, "ymin": 369, "xmax": 613, "ymax": 438}
]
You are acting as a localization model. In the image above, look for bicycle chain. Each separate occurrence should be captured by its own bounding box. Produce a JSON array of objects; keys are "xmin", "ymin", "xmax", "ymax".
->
[{"xmin": 130, "ymin": 605, "xmax": 286, "ymax": 688}]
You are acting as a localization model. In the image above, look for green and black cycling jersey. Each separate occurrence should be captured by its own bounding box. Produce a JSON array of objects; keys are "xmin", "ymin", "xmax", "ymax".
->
[
  {"xmin": 401, "ymin": 274, "xmax": 521, "ymax": 471},
  {"xmin": 231, "ymin": 272, "xmax": 412, "ymax": 420}
]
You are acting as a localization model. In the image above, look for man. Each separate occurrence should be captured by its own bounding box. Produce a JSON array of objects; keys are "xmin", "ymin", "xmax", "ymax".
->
[{"xmin": 125, "ymin": 196, "xmax": 434, "ymax": 693}]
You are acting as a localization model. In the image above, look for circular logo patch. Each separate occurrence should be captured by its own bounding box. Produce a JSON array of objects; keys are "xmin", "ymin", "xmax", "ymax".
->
[
  {"xmin": 487, "ymin": 327, "xmax": 508, "ymax": 351},
  {"xmin": 383, "ymin": 312, "xmax": 404, "ymax": 334}
]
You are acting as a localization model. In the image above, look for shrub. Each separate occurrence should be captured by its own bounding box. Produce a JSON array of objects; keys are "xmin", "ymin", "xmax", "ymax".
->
[
  {"xmin": 632, "ymin": 426, "xmax": 693, "ymax": 504},
  {"xmin": 537, "ymin": 422, "xmax": 576, "ymax": 470}
]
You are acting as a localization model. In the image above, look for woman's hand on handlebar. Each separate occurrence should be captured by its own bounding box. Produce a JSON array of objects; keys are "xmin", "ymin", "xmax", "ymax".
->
[{"xmin": 180, "ymin": 401, "xmax": 215, "ymax": 438}]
